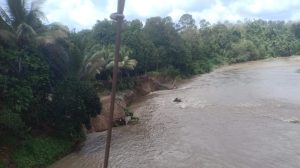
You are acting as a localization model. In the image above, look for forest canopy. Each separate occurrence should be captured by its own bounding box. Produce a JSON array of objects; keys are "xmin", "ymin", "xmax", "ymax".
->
[{"xmin": 1, "ymin": 0, "xmax": 300, "ymax": 167}]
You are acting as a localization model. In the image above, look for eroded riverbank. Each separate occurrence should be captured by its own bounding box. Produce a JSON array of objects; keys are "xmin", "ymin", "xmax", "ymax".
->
[{"xmin": 51, "ymin": 56, "xmax": 300, "ymax": 168}]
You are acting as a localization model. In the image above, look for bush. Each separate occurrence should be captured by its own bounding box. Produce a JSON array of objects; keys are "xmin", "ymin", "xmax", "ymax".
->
[
  {"xmin": 160, "ymin": 66, "xmax": 181, "ymax": 78},
  {"xmin": 0, "ymin": 161, "xmax": 4, "ymax": 168},
  {"xmin": 0, "ymin": 109, "xmax": 27, "ymax": 136},
  {"xmin": 0, "ymin": 48, "xmax": 51, "ymax": 137},
  {"xmin": 13, "ymin": 136, "xmax": 72, "ymax": 168},
  {"xmin": 102, "ymin": 77, "xmax": 136, "ymax": 91},
  {"xmin": 124, "ymin": 108, "xmax": 133, "ymax": 117},
  {"xmin": 47, "ymin": 80, "xmax": 101, "ymax": 139},
  {"xmin": 192, "ymin": 60, "xmax": 213, "ymax": 74},
  {"xmin": 117, "ymin": 78, "xmax": 136, "ymax": 91},
  {"xmin": 229, "ymin": 40, "xmax": 260, "ymax": 63}
]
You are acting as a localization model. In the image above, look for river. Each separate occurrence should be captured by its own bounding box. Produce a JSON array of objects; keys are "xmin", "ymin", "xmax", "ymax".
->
[{"xmin": 50, "ymin": 56, "xmax": 300, "ymax": 168}]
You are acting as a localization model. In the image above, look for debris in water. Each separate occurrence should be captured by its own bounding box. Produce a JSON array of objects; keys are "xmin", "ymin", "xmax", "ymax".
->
[
  {"xmin": 179, "ymin": 103, "xmax": 187, "ymax": 109},
  {"xmin": 125, "ymin": 116, "xmax": 131, "ymax": 125},
  {"xmin": 173, "ymin": 98, "xmax": 182, "ymax": 103},
  {"xmin": 284, "ymin": 117, "xmax": 300, "ymax": 124}
]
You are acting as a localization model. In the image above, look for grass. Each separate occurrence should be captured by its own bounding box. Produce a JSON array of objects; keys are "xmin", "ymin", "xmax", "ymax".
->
[
  {"xmin": 0, "ymin": 161, "xmax": 4, "ymax": 168},
  {"xmin": 0, "ymin": 131, "xmax": 20, "ymax": 168},
  {"xmin": 12, "ymin": 136, "xmax": 73, "ymax": 168}
]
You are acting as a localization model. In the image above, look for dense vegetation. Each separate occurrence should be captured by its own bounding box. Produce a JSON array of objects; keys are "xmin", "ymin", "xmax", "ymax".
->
[
  {"xmin": 0, "ymin": 0, "xmax": 101, "ymax": 167},
  {"xmin": 1, "ymin": 0, "xmax": 300, "ymax": 167}
]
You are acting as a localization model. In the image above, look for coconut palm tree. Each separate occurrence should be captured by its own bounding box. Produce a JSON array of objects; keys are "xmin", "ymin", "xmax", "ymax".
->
[
  {"xmin": 37, "ymin": 23, "xmax": 72, "ymax": 81},
  {"xmin": 105, "ymin": 46, "xmax": 138, "ymax": 71},
  {"xmin": 0, "ymin": 0, "xmax": 46, "ymax": 73},
  {"xmin": 80, "ymin": 45, "xmax": 137, "ymax": 80},
  {"xmin": 0, "ymin": 0, "xmax": 46, "ymax": 47},
  {"xmin": 0, "ymin": 0, "xmax": 72, "ymax": 79}
]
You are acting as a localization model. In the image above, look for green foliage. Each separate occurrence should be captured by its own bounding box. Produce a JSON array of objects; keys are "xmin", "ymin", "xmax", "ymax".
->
[
  {"xmin": 0, "ymin": 109, "xmax": 26, "ymax": 135},
  {"xmin": 1, "ymin": 3, "xmax": 300, "ymax": 166},
  {"xmin": 92, "ymin": 19, "xmax": 116, "ymax": 45},
  {"xmin": 47, "ymin": 80, "xmax": 101, "ymax": 139},
  {"xmin": 177, "ymin": 13, "xmax": 196, "ymax": 30},
  {"xmin": 5, "ymin": 82, "xmax": 33, "ymax": 113},
  {"xmin": 229, "ymin": 40, "xmax": 260, "ymax": 63},
  {"xmin": 123, "ymin": 19, "xmax": 156, "ymax": 74},
  {"xmin": 12, "ymin": 136, "xmax": 72, "ymax": 168},
  {"xmin": 117, "ymin": 78, "xmax": 136, "ymax": 91},
  {"xmin": 192, "ymin": 60, "xmax": 213, "ymax": 74},
  {"xmin": 243, "ymin": 20, "xmax": 299, "ymax": 57},
  {"xmin": 0, "ymin": 161, "xmax": 4, "ymax": 168},
  {"xmin": 160, "ymin": 66, "xmax": 181, "ymax": 78},
  {"xmin": 0, "ymin": 0, "xmax": 46, "ymax": 49},
  {"xmin": 0, "ymin": 45, "xmax": 50, "ymax": 136},
  {"xmin": 0, "ymin": 160, "xmax": 4, "ymax": 168},
  {"xmin": 79, "ymin": 44, "xmax": 137, "ymax": 80},
  {"xmin": 291, "ymin": 23, "xmax": 300, "ymax": 39},
  {"xmin": 124, "ymin": 108, "xmax": 133, "ymax": 117},
  {"xmin": 143, "ymin": 16, "xmax": 193, "ymax": 75},
  {"xmin": 101, "ymin": 77, "xmax": 136, "ymax": 91}
]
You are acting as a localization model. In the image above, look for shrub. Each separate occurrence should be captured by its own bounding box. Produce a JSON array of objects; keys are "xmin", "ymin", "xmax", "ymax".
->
[
  {"xmin": 192, "ymin": 60, "xmax": 213, "ymax": 74},
  {"xmin": 47, "ymin": 80, "xmax": 101, "ymax": 139},
  {"xmin": 117, "ymin": 78, "xmax": 136, "ymax": 91},
  {"xmin": 160, "ymin": 66, "xmax": 181, "ymax": 78},
  {"xmin": 229, "ymin": 40, "xmax": 260, "ymax": 63},
  {"xmin": 0, "ymin": 161, "xmax": 4, "ymax": 168},
  {"xmin": 0, "ymin": 109, "xmax": 27, "ymax": 136},
  {"xmin": 0, "ymin": 48, "xmax": 51, "ymax": 137},
  {"xmin": 124, "ymin": 108, "xmax": 133, "ymax": 117},
  {"xmin": 13, "ymin": 136, "xmax": 72, "ymax": 168}
]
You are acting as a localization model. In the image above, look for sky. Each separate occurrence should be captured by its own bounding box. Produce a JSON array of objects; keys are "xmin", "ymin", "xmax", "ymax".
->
[{"xmin": 2, "ymin": 0, "xmax": 300, "ymax": 30}]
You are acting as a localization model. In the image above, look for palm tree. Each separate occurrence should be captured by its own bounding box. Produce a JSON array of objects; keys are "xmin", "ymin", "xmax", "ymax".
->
[
  {"xmin": 37, "ymin": 23, "xmax": 72, "ymax": 81},
  {"xmin": 0, "ymin": 0, "xmax": 46, "ymax": 73},
  {"xmin": 80, "ymin": 45, "xmax": 137, "ymax": 80},
  {"xmin": 37, "ymin": 23, "xmax": 69, "ymax": 44},
  {"xmin": 0, "ymin": 0, "xmax": 46, "ymax": 47},
  {"xmin": 79, "ymin": 44, "xmax": 111, "ymax": 80},
  {"xmin": 0, "ymin": 0, "xmax": 72, "ymax": 79},
  {"xmin": 105, "ymin": 46, "xmax": 138, "ymax": 71}
]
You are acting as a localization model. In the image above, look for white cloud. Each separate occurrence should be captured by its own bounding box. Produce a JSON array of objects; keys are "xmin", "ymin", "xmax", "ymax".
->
[
  {"xmin": 291, "ymin": 12, "xmax": 300, "ymax": 21},
  {"xmin": 194, "ymin": 0, "xmax": 242, "ymax": 23},
  {"xmin": 168, "ymin": 0, "xmax": 242, "ymax": 23},
  {"xmin": 168, "ymin": 0, "xmax": 300, "ymax": 24},
  {"xmin": 40, "ymin": 0, "xmax": 300, "ymax": 29},
  {"xmin": 44, "ymin": 0, "xmax": 113, "ymax": 29},
  {"xmin": 124, "ymin": 0, "xmax": 196, "ymax": 17},
  {"xmin": 43, "ymin": 0, "xmax": 200, "ymax": 29},
  {"xmin": 230, "ymin": 0, "xmax": 300, "ymax": 14},
  {"xmin": 168, "ymin": 9, "xmax": 186, "ymax": 22}
]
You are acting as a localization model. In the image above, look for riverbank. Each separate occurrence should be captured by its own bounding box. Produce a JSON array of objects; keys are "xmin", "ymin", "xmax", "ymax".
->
[{"xmin": 89, "ymin": 74, "xmax": 177, "ymax": 132}]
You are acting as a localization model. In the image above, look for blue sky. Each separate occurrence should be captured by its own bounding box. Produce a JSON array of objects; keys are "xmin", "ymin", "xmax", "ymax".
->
[{"xmin": 2, "ymin": 0, "xmax": 300, "ymax": 30}]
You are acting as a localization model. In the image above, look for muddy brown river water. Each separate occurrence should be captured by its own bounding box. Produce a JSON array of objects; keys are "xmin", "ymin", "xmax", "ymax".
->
[{"xmin": 50, "ymin": 56, "xmax": 300, "ymax": 168}]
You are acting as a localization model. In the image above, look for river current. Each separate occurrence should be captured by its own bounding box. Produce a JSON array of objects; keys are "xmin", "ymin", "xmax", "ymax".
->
[{"xmin": 51, "ymin": 56, "xmax": 300, "ymax": 168}]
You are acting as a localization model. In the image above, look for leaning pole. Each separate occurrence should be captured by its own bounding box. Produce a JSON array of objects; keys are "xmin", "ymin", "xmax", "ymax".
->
[{"xmin": 103, "ymin": 0, "xmax": 125, "ymax": 168}]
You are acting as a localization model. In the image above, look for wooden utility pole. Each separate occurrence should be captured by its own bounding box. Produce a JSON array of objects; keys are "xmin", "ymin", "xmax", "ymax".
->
[{"xmin": 103, "ymin": 0, "xmax": 125, "ymax": 168}]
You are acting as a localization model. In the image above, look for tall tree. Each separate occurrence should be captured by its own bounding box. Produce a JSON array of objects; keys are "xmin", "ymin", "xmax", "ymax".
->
[
  {"xmin": 177, "ymin": 13, "xmax": 196, "ymax": 31},
  {"xmin": 123, "ymin": 19, "xmax": 156, "ymax": 73},
  {"xmin": 0, "ymin": 0, "xmax": 46, "ymax": 48}
]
